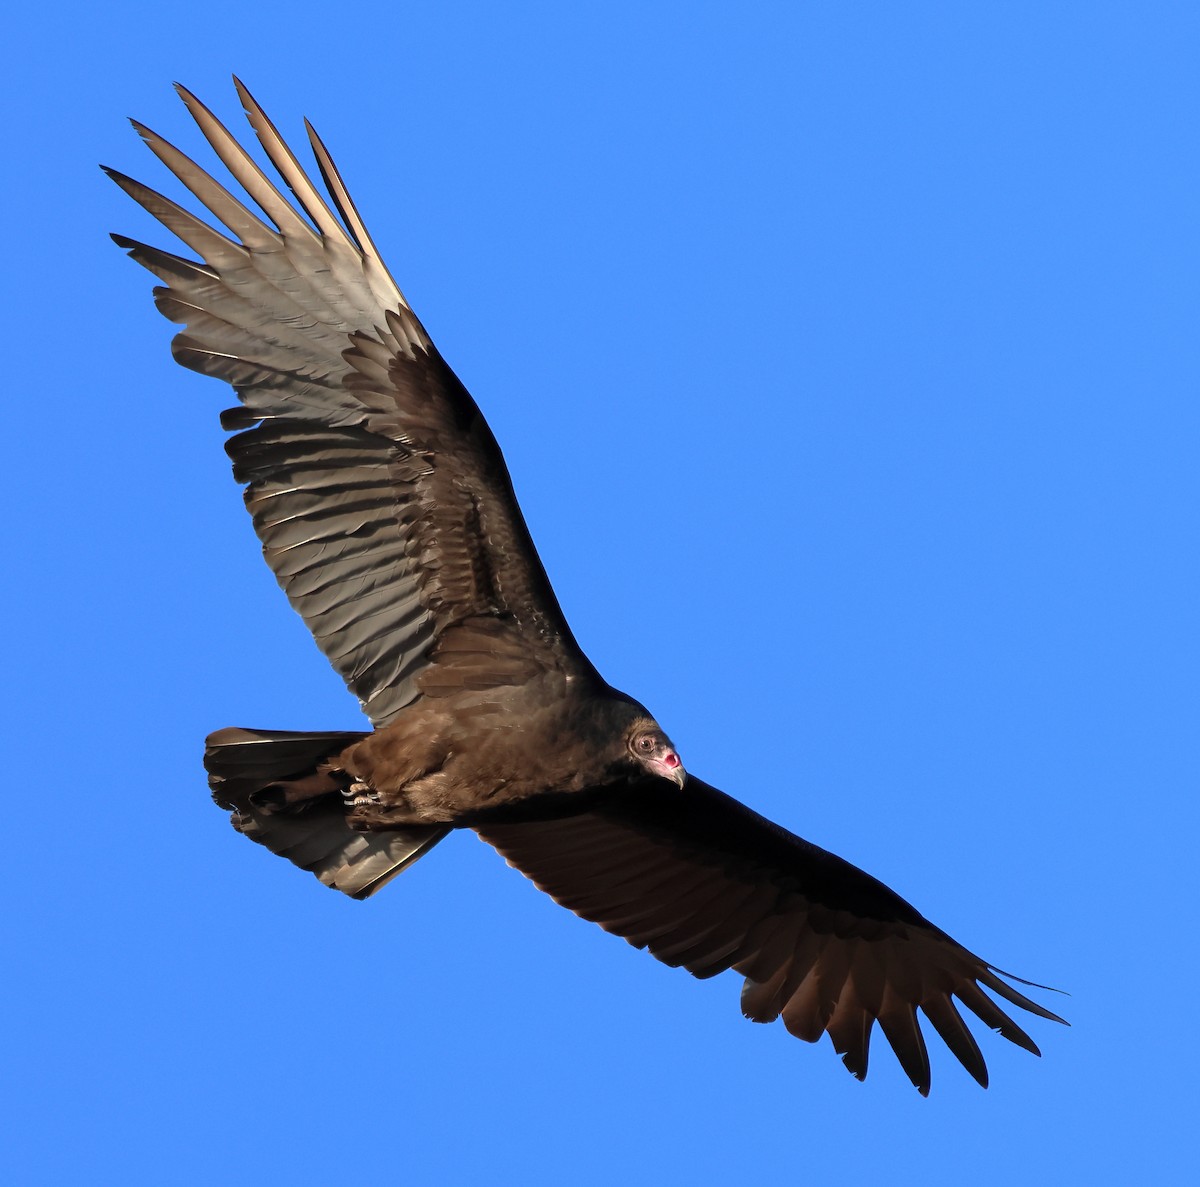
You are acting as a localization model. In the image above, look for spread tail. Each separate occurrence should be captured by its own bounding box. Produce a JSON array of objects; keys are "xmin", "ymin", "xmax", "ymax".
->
[{"xmin": 205, "ymin": 727, "xmax": 448, "ymax": 899}]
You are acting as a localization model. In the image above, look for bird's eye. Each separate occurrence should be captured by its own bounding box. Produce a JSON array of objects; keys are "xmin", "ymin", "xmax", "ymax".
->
[{"xmin": 634, "ymin": 734, "xmax": 656, "ymax": 754}]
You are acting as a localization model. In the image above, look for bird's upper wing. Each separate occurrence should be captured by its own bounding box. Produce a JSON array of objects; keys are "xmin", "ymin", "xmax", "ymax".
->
[
  {"xmin": 108, "ymin": 81, "xmax": 594, "ymax": 726},
  {"xmin": 475, "ymin": 776, "xmax": 1066, "ymax": 1094}
]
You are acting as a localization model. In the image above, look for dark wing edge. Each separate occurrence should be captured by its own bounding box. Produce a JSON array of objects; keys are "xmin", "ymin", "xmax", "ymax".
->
[
  {"xmin": 475, "ymin": 777, "xmax": 1067, "ymax": 1095},
  {"xmin": 107, "ymin": 79, "xmax": 595, "ymax": 727}
]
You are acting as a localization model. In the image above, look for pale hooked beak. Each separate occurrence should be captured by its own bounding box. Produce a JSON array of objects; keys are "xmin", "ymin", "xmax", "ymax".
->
[{"xmin": 655, "ymin": 750, "xmax": 686, "ymax": 789}]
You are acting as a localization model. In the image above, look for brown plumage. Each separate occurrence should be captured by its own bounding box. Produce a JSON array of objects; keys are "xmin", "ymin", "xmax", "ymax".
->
[{"xmin": 109, "ymin": 79, "xmax": 1066, "ymax": 1095}]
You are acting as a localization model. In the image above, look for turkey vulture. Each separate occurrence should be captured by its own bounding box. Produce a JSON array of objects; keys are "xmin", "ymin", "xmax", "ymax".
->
[{"xmin": 108, "ymin": 79, "xmax": 1065, "ymax": 1095}]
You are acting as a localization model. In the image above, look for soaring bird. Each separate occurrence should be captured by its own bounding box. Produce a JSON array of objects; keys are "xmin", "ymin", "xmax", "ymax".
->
[{"xmin": 108, "ymin": 79, "xmax": 1065, "ymax": 1095}]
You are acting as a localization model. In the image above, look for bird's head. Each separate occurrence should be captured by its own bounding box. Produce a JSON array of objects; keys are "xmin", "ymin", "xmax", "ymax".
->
[{"xmin": 624, "ymin": 717, "xmax": 686, "ymax": 789}]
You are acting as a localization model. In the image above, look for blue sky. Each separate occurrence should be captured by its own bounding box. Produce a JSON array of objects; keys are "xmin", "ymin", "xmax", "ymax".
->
[{"xmin": 5, "ymin": 2, "xmax": 1196, "ymax": 1182}]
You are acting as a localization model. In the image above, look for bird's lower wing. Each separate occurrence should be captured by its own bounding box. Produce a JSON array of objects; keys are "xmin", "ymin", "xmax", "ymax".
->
[{"xmin": 475, "ymin": 777, "xmax": 1065, "ymax": 1095}]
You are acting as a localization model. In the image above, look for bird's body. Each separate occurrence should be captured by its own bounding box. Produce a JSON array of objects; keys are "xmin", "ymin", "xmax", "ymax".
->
[
  {"xmin": 109, "ymin": 79, "xmax": 1065, "ymax": 1095},
  {"xmin": 338, "ymin": 677, "xmax": 672, "ymax": 827}
]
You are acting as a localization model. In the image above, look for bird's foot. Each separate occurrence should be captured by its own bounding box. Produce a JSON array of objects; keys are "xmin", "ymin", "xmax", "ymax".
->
[
  {"xmin": 342, "ymin": 781, "xmax": 427, "ymax": 830},
  {"xmin": 343, "ymin": 780, "xmax": 381, "ymax": 809}
]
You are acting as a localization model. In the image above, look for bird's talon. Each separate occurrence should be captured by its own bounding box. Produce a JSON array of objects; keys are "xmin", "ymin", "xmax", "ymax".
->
[{"xmin": 343, "ymin": 780, "xmax": 380, "ymax": 808}]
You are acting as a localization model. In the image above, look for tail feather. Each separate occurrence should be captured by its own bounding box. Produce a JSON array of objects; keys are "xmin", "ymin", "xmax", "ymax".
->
[{"xmin": 205, "ymin": 726, "xmax": 447, "ymax": 899}]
